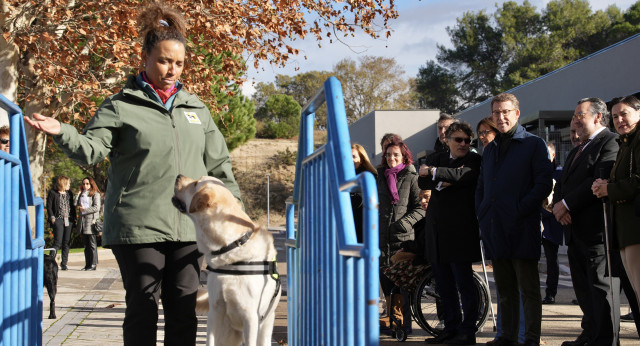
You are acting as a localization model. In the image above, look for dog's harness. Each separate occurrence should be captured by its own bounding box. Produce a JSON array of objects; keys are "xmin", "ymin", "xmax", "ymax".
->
[{"xmin": 206, "ymin": 231, "xmax": 281, "ymax": 322}]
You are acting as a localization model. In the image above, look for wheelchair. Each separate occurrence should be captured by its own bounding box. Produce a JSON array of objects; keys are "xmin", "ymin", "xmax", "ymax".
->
[{"xmin": 384, "ymin": 263, "xmax": 490, "ymax": 341}]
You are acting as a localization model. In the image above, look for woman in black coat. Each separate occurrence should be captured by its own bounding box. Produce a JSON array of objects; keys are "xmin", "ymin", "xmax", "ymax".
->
[
  {"xmin": 419, "ymin": 121, "xmax": 481, "ymax": 345},
  {"xmin": 46, "ymin": 175, "xmax": 76, "ymax": 270},
  {"xmin": 377, "ymin": 136, "xmax": 424, "ymax": 333}
]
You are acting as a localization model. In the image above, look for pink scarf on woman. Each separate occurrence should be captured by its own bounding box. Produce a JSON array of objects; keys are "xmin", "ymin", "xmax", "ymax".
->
[
  {"xmin": 384, "ymin": 163, "xmax": 406, "ymax": 205},
  {"xmin": 141, "ymin": 71, "xmax": 178, "ymax": 104}
]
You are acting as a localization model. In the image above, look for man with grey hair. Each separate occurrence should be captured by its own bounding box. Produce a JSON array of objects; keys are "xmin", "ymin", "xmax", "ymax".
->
[{"xmin": 552, "ymin": 97, "xmax": 620, "ymax": 346}]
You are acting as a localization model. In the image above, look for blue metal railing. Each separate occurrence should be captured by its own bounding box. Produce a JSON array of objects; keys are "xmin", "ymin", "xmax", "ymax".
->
[
  {"xmin": 285, "ymin": 77, "xmax": 380, "ymax": 345},
  {"xmin": 0, "ymin": 95, "xmax": 45, "ymax": 346}
]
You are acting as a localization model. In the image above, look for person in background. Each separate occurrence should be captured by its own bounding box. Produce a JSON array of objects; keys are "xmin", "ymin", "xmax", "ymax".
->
[
  {"xmin": 377, "ymin": 136, "xmax": 425, "ymax": 335},
  {"xmin": 419, "ymin": 189, "xmax": 431, "ymax": 211},
  {"xmin": 24, "ymin": 3, "xmax": 241, "ymax": 344},
  {"xmin": 419, "ymin": 121, "xmax": 481, "ymax": 345},
  {"xmin": 476, "ymin": 93, "xmax": 553, "ymax": 346},
  {"xmin": 351, "ymin": 143, "xmax": 377, "ymax": 243},
  {"xmin": 592, "ymin": 95, "xmax": 640, "ymax": 319},
  {"xmin": 476, "ymin": 117, "xmax": 498, "ymax": 150},
  {"xmin": 379, "ymin": 133, "xmax": 401, "ymax": 167},
  {"xmin": 541, "ymin": 142, "xmax": 564, "ymax": 305},
  {"xmin": 76, "ymin": 177, "xmax": 102, "ymax": 271},
  {"xmin": 46, "ymin": 175, "xmax": 76, "ymax": 271},
  {"xmin": 429, "ymin": 114, "xmax": 455, "ymax": 158},
  {"xmin": 0, "ymin": 125, "xmax": 9, "ymax": 153}
]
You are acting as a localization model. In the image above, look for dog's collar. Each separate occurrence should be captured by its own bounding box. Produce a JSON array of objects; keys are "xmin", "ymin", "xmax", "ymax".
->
[{"xmin": 209, "ymin": 231, "xmax": 252, "ymax": 256}]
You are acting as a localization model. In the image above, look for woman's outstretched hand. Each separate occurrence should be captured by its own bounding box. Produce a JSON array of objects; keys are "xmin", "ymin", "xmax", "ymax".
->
[{"xmin": 23, "ymin": 113, "xmax": 61, "ymax": 135}]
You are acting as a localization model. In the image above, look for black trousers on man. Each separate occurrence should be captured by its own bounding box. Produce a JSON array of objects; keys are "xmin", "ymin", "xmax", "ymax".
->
[
  {"xmin": 431, "ymin": 261, "xmax": 479, "ymax": 336},
  {"xmin": 567, "ymin": 236, "xmax": 620, "ymax": 346},
  {"xmin": 111, "ymin": 242, "xmax": 202, "ymax": 346},
  {"xmin": 492, "ymin": 258, "xmax": 541, "ymax": 345},
  {"xmin": 542, "ymin": 238, "xmax": 559, "ymax": 298}
]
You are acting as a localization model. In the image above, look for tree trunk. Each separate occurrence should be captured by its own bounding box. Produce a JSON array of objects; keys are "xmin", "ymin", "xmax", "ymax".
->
[{"xmin": 0, "ymin": 30, "xmax": 18, "ymax": 126}]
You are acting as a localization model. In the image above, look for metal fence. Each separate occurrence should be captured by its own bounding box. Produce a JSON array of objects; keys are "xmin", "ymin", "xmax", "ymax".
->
[
  {"xmin": 285, "ymin": 77, "xmax": 380, "ymax": 345},
  {"xmin": 0, "ymin": 95, "xmax": 46, "ymax": 346}
]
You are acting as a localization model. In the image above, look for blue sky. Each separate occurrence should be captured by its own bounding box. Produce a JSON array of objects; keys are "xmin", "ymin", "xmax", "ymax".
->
[{"xmin": 242, "ymin": 0, "xmax": 637, "ymax": 96}]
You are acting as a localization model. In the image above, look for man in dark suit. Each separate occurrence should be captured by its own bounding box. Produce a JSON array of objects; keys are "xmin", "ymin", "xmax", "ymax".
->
[
  {"xmin": 476, "ymin": 93, "xmax": 553, "ymax": 346},
  {"xmin": 552, "ymin": 97, "xmax": 620, "ymax": 346}
]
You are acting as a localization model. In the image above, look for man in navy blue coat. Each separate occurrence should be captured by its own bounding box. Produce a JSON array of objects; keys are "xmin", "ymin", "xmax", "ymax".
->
[{"xmin": 476, "ymin": 93, "xmax": 553, "ymax": 346}]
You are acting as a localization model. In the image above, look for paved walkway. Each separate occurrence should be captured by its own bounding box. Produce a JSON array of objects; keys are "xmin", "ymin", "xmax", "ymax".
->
[{"xmin": 43, "ymin": 239, "xmax": 640, "ymax": 345}]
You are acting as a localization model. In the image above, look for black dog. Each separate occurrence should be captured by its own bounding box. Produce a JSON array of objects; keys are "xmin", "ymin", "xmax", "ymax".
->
[{"xmin": 43, "ymin": 250, "xmax": 58, "ymax": 319}]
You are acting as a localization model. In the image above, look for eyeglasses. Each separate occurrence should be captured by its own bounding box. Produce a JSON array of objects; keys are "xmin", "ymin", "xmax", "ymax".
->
[
  {"xmin": 477, "ymin": 130, "xmax": 493, "ymax": 137},
  {"xmin": 491, "ymin": 109, "xmax": 515, "ymax": 116},
  {"xmin": 448, "ymin": 137, "xmax": 471, "ymax": 144},
  {"xmin": 0, "ymin": 139, "xmax": 8, "ymax": 144},
  {"xmin": 572, "ymin": 112, "xmax": 590, "ymax": 120}
]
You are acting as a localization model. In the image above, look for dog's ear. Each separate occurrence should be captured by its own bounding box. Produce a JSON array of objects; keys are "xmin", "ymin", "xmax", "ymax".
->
[{"xmin": 189, "ymin": 189, "xmax": 215, "ymax": 213}]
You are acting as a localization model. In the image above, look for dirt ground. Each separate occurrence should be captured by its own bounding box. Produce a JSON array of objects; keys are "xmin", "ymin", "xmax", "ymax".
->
[{"xmin": 230, "ymin": 138, "xmax": 298, "ymax": 228}]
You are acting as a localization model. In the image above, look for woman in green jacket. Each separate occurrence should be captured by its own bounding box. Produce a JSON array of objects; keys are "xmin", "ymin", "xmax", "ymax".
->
[{"xmin": 25, "ymin": 3, "xmax": 241, "ymax": 345}]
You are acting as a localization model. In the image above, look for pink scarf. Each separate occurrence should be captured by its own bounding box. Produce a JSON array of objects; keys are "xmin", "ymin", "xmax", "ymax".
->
[
  {"xmin": 384, "ymin": 163, "xmax": 406, "ymax": 205},
  {"xmin": 142, "ymin": 71, "xmax": 178, "ymax": 104}
]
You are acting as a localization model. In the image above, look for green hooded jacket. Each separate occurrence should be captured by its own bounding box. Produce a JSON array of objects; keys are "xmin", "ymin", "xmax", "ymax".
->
[{"xmin": 53, "ymin": 75, "xmax": 241, "ymax": 246}]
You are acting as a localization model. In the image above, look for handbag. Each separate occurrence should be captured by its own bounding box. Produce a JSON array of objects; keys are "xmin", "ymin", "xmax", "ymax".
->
[
  {"xmin": 92, "ymin": 220, "xmax": 103, "ymax": 234},
  {"xmin": 382, "ymin": 251, "xmax": 430, "ymax": 291}
]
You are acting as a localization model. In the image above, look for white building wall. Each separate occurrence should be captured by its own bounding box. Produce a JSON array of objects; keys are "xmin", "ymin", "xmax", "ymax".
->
[
  {"xmin": 456, "ymin": 33, "xmax": 640, "ymax": 126},
  {"xmin": 349, "ymin": 109, "xmax": 440, "ymax": 166}
]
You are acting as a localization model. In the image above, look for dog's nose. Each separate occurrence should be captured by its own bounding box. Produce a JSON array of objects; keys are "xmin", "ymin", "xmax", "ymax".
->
[{"xmin": 176, "ymin": 174, "xmax": 184, "ymax": 184}]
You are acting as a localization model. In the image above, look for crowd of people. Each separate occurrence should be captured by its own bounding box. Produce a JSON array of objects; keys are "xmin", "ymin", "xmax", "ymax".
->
[{"xmin": 351, "ymin": 92, "xmax": 640, "ymax": 346}]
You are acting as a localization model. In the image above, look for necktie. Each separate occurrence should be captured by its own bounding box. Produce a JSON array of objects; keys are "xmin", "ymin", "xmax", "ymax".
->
[{"xmin": 571, "ymin": 139, "xmax": 591, "ymax": 167}]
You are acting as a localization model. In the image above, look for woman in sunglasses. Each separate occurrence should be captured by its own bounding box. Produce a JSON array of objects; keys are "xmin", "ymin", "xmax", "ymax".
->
[
  {"xmin": 418, "ymin": 121, "xmax": 482, "ymax": 345},
  {"xmin": 0, "ymin": 125, "xmax": 9, "ymax": 153}
]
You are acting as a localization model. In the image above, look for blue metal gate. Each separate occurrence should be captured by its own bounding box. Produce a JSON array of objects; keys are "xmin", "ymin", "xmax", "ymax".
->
[
  {"xmin": 285, "ymin": 77, "xmax": 380, "ymax": 345},
  {"xmin": 0, "ymin": 95, "xmax": 46, "ymax": 346}
]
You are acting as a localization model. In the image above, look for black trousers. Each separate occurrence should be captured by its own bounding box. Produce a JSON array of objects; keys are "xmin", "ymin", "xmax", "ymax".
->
[
  {"xmin": 111, "ymin": 242, "xmax": 203, "ymax": 346},
  {"xmin": 82, "ymin": 234, "xmax": 97, "ymax": 268},
  {"xmin": 431, "ymin": 261, "xmax": 479, "ymax": 336},
  {"xmin": 492, "ymin": 258, "xmax": 541, "ymax": 344},
  {"xmin": 542, "ymin": 238, "xmax": 559, "ymax": 298},
  {"xmin": 567, "ymin": 237, "xmax": 620, "ymax": 346},
  {"xmin": 52, "ymin": 219, "xmax": 72, "ymax": 266}
]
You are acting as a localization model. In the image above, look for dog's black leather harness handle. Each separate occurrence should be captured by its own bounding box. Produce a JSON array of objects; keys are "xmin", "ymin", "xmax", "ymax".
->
[
  {"xmin": 206, "ymin": 261, "xmax": 281, "ymax": 322},
  {"xmin": 209, "ymin": 231, "xmax": 252, "ymax": 256}
]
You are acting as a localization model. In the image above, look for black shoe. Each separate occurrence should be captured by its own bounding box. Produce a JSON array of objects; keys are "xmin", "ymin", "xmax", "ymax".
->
[
  {"xmin": 60, "ymin": 265, "xmax": 68, "ymax": 271},
  {"xmin": 621, "ymin": 312, "xmax": 634, "ymax": 321},
  {"xmin": 446, "ymin": 333, "xmax": 476, "ymax": 345},
  {"xmin": 571, "ymin": 299, "xmax": 579, "ymax": 305},
  {"xmin": 89, "ymin": 266, "xmax": 96, "ymax": 270},
  {"xmin": 561, "ymin": 334, "xmax": 589, "ymax": 346},
  {"xmin": 80, "ymin": 267, "xmax": 89, "ymax": 271},
  {"xmin": 489, "ymin": 337, "xmax": 516, "ymax": 346},
  {"xmin": 425, "ymin": 331, "xmax": 455, "ymax": 344},
  {"xmin": 541, "ymin": 296, "xmax": 555, "ymax": 304}
]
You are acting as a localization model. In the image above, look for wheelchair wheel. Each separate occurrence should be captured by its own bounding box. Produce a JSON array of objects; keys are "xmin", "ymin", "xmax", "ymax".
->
[{"xmin": 411, "ymin": 269, "xmax": 490, "ymax": 336}]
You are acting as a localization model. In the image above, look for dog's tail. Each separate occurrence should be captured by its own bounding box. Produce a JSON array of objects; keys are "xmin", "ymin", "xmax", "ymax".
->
[{"xmin": 195, "ymin": 288, "xmax": 209, "ymax": 315}]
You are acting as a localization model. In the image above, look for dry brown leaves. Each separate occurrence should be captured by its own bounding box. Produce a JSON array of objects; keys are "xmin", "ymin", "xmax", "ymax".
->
[{"xmin": 2, "ymin": 0, "xmax": 397, "ymax": 125}]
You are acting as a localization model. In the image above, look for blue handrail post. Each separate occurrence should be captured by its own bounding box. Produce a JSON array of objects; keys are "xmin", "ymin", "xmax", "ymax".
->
[
  {"xmin": 0, "ymin": 94, "xmax": 45, "ymax": 346},
  {"xmin": 286, "ymin": 77, "xmax": 380, "ymax": 345}
]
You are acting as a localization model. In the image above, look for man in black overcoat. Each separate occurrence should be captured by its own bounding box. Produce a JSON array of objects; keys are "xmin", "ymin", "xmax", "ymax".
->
[{"xmin": 552, "ymin": 97, "xmax": 620, "ymax": 346}]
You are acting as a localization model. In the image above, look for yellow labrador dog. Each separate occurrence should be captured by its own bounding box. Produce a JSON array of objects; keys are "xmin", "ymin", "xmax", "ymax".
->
[{"xmin": 172, "ymin": 175, "xmax": 281, "ymax": 346}]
